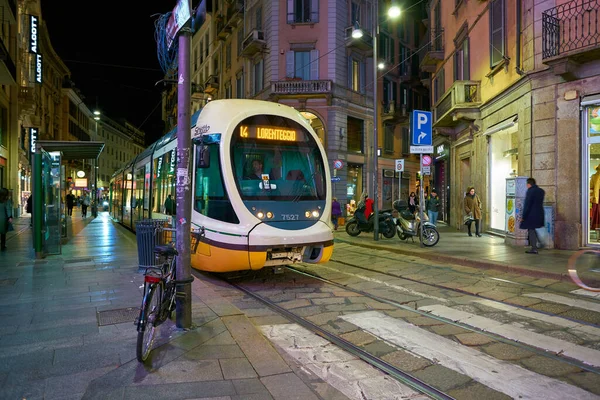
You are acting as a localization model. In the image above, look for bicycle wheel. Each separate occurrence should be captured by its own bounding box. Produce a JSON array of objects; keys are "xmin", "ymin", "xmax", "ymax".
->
[{"xmin": 137, "ymin": 284, "xmax": 161, "ymax": 362}]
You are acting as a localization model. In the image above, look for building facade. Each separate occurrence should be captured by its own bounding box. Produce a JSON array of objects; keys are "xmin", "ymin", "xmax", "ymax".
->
[
  {"xmin": 426, "ymin": 0, "xmax": 599, "ymax": 249},
  {"xmin": 186, "ymin": 0, "xmax": 430, "ymax": 217}
]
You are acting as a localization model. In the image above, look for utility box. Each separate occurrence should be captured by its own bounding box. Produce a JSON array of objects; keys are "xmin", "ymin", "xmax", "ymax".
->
[{"xmin": 505, "ymin": 177, "xmax": 528, "ymax": 247}]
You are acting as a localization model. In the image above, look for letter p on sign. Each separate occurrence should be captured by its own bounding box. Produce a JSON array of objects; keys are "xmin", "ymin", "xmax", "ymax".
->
[{"xmin": 418, "ymin": 113, "xmax": 428, "ymax": 129}]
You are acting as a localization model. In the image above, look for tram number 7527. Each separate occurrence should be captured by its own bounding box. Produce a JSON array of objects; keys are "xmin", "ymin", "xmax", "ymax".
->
[{"xmin": 281, "ymin": 214, "xmax": 300, "ymax": 221}]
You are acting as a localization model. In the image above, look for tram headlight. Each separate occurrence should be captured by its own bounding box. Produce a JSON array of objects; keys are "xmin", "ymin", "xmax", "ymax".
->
[
  {"xmin": 305, "ymin": 211, "xmax": 311, "ymax": 218},
  {"xmin": 256, "ymin": 211, "xmax": 265, "ymax": 219},
  {"xmin": 266, "ymin": 211, "xmax": 274, "ymax": 219},
  {"xmin": 312, "ymin": 210, "xmax": 320, "ymax": 218}
]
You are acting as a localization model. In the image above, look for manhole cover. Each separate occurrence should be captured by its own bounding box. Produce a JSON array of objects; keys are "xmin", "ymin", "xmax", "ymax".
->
[
  {"xmin": 65, "ymin": 258, "xmax": 93, "ymax": 264},
  {"xmin": 0, "ymin": 279, "xmax": 16, "ymax": 286},
  {"xmin": 97, "ymin": 307, "xmax": 139, "ymax": 326}
]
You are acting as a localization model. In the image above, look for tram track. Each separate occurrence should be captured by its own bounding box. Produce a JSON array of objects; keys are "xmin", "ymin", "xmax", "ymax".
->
[
  {"xmin": 326, "ymin": 255, "xmax": 600, "ymax": 329},
  {"xmin": 213, "ymin": 265, "xmax": 600, "ymax": 400}
]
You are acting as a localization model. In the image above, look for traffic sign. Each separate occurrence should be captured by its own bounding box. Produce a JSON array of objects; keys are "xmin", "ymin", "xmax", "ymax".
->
[
  {"xmin": 331, "ymin": 177, "xmax": 341, "ymax": 182},
  {"xmin": 395, "ymin": 159, "xmax": 405, "ymax": 172},
  {"xmin": 422, "ymin": 166, "xmax": 431, "ymax": 175},
  {"xmin": 422, "ymin": 155, "xmax": 432, "ymax": 166},
  {"xmin": 410, "ymin": 145, "xmax": 434, "ymax": 154},
  {"xmin": 411, "ymin": 110, "xmax": 432, "ymax": 146},
  {"xmin": 333, "ymin": 160, "xmax": 344, "ymax": 170}
]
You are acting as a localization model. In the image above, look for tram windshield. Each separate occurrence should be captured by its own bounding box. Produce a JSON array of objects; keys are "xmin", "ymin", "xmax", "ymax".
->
[{"xmin": 231, "ymin": 115, "xmax": 326, "ymax": 201}]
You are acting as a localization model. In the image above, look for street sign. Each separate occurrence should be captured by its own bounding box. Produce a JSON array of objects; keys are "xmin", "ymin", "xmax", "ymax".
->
[
  {"xmin": 331, "ymin": 177, "xmax": 341, "ymax": 182},
  {"xmin": 395, "ymin": 159, "xmax": 405, "ymax": 172},
  {"xmin": 422, "ymin": 166, "xmax": 431, "ymax": 175},
  {"xmin": 411, "ymin": 110, "xmax": 432, "ymax": 146},
  {"xmin": 422, "ymin": 155, "xmax": 432, "ymax": 166},
  {"xmin": 333, "ymin": 159, "xmax": 344, "ymax": 170},
  {"xmin": 410, "ymin": 145, "xmax": 434, "ymax": 154}
]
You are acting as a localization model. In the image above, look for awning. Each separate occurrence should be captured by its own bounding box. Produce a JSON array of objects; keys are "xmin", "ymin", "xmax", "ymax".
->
[{"xmin": 36, "ymin": 141, "xmax": 105, "ymax": 160}]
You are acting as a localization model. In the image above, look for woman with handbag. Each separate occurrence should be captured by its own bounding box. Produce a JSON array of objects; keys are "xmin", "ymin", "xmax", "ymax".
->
[
  {"xmin": 464, "ymin": 186, "xmax": 482, "ymax": 237},
  {"xmin": 0, "ymin": 188, "xmax": 14, "ymax": 251}
]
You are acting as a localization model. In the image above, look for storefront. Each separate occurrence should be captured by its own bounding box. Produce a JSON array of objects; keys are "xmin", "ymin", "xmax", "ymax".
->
[
  {"xmin": 583, "ymin": 94, "xmax": 600, "ymax": 247},
  {"xmin": 346, "ymin": 163, "xmax": 363, "ymax": 216},
  {"xmin": 487, "ymin": 118, "xmax": 519, "ymax": 235},
  {"xmin": 382, "ymin": 169, "xmax": 408, "ymax": 209},
  {"xmin": 433, "ymin": 143, "xmax": 449, "ymax": 223}
]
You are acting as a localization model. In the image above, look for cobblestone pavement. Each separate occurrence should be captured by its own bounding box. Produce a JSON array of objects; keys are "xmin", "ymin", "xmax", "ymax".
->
[{"xmin": 197, "ymin": 241, "xmax": 600, "ymax": 399}]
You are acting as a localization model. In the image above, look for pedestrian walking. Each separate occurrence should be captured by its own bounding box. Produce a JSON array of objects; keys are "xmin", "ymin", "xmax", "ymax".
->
[
  {"xmin": 426, "ymin": 189, "xmax": 440, "ymax": 226},
  {"xmin": 0, "ymin": 188, "xmax": 13, "ymax": 251},
  {"xmin": 26, "ymin": 195, "xmax": 32, "ymax": 227},
  {"xmin": 66, "ymin": 191, "xmax": 75, "ymax": 216},
  {"xmin": 464, "ymin": 186, "xmax": 482, "ymax": 237},
  {"xmin": 164, "ymin": 194, "xmax": 175, "ymax": 216},
  {"xmin": 81, "ymin": 192, "xmax": 91, "ymax": 218},
  {"xmin": 520, "ymin": 177, "xmax": 545, "ymax": 254},
  {"xmin": 331, "ymin": 197, "xmax": 342, "ymax": 231},
  {"xmin": 408, "ymin": 192, "xmax": 418, "ymax": 214}
]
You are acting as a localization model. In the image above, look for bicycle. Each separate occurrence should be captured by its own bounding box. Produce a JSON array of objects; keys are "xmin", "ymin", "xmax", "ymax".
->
[{"xmin": 136, "ymin": 243, "xmax": 179, "ymax": 362}]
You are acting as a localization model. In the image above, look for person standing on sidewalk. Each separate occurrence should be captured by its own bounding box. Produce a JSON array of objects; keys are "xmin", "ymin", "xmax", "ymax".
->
[
  {"xmin": 520, "ymin": 177, "xmax": 545, "ymax": 254},
  {"xmin": 408, "ymin": 192, "xmax": 418, "ymax": 214},
  {"xmin": 426, "ymin": 189, "xmax": 440, "ymax": 226},
  {"xmin": 0, "ymin": 188, "xmax": 13, "ymax": 251},
  {"xmin": 26, "ymin": 195, "xmax": 32, "ymax": 227},
  {"xmin": 331, "ymin": 197, "xmax": 342, "ymax": 231},
  {"xmin": 464, "ymin": 186, "xmax": 482, "ymax": 237},
  {"xmin": 66, "ymin": 191, "xmax": 75, "ymax": 217},
  {"xmin": 81, "ymin": 192, "xmax": 91, "ymax": 218}
]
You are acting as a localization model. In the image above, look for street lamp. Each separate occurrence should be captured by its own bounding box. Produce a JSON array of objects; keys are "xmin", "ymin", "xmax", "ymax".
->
[{"xmin": 352, "ymin": 2, "xmax": 400, "ymax": 241}]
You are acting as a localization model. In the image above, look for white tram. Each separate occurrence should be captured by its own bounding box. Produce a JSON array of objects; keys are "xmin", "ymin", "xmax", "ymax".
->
[{"xmin": 111, "ymin": 100, "xmax": 334, "ymax": 272}]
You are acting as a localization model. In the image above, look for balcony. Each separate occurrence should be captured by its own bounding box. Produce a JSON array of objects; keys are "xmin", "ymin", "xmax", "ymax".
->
[
  {"xmin": 216, "ymin": 19, "xmax": 233, "ymax": 40},
  {"xmin": 204, "ymin": 75, "xmax": 219, "ymax": 94},
  {"xmin": 433, "ymin": 80, "xmax": 481, "ymax": 128},
  {"xmin": 0, "ymin": 0, "xmax": 17, "ymax": 23},
  {"xmin": 270, "ymin": 79, "xmax": 333, "ymax": 101},
  {"xmin": 345, "ymin": 26, "xmax": 373, "ymax": 52},
  {"xmin": 19, "ymin": 86, "xmax": 36, "ymax": 114},
  {"xmin": 542, "ymin": 0, "xmax": 600, "ymax": 80},
  {"xmin": 0, "ymin": 36, "xmax": 16, "ymax": 85},
  {"xmin": 420, "ymin": 29, "xmax": 444, "ymax": 73},
  {"xmin": 381, "ymin": 102, "xmax": 409, "ymax": 123},
  {"xmin": 241, "ymin": 30, "xmax": 266, "ymax": 57}
]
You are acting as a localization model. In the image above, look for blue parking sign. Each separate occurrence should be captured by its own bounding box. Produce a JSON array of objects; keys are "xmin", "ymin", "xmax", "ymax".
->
[{"xmin": 411, "ymin": 110, "xmax": 432, "ymax": 146}]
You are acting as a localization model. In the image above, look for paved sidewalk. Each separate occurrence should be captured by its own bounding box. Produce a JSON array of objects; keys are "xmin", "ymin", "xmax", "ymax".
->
[
  {"xmin": 0, "ymin": 212, "xmax": 348, "ymax": 400},
  {"xmin": 334, "ymin": 222, "xmax": 598, "ymax": 283}
]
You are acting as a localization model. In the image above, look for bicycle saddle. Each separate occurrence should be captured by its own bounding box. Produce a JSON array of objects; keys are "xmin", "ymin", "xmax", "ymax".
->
[{"xmin": 154, "ymin": 245, "xmax": 179, "ymax": 256}]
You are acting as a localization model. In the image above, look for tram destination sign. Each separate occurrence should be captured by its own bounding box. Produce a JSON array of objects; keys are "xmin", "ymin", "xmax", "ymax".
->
[{"xmin": 239, "ymin": 125, "xmax": 305, "ymax": 142}]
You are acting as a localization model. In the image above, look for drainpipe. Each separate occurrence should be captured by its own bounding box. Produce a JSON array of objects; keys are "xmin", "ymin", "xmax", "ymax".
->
[{"xmin": 516, "ymin": 0, "xmax": 525, "ymax": 75}]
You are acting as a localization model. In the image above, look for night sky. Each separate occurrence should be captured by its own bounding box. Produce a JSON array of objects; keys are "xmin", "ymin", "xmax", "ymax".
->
[{"xmin": 41, "ymin": 0, "xmax": 174, "ymax": 145}]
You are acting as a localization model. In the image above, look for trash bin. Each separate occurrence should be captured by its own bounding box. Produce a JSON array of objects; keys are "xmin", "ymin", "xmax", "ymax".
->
[{"xmin": 136, "ymin": 219, "xmax": 169, "ymax": 268}]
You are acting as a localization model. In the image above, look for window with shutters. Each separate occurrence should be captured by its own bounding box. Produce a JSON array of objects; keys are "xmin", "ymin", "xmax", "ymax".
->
[
  {"xmin": 253, "ymin": 58, "xmax": 264, "ymax": 96},
  {"xmin": 256, "ymin": 6, "xmax": 263, "ymax": 31},
  {"xmin": 237, "ymin": 29, "xmax": 244, "ymax": 56},
  {"xmin": 286, "ymin": 49, "xmax": 319, "ymax": 80},
  {"xmin": 489, "ymin": 0, "xmax": 505, "ymax": 67},
  {"xmin": 379, "ymin": 34, "xmax": 394, "ymax": 66},
  {"xmin": 348, "ymin": 56, "xmax": 365, "ymax": 93},
  {"xmin": 433, "ymin": 68, "xmax": 445, "ymax": 104},
  {"xmin": 384, "ymin": 123, "xmax": 394, "ymax": 154},
  {"xmin": 454, "ymin": 38, "xmax": 469, "ymax": 81},
  {"xmin": 287, "ymin": 0, "xmax": 319, "ymax": 24},
  {"xmin": 225, "ymin": 81, "xmax": 232, "ymax": 99}
]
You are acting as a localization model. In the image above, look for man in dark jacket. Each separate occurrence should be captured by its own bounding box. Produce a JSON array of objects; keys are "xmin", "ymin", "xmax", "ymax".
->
[{"xmin": 520, "ymin": 177, "xmax": 545, "ymax": 254}]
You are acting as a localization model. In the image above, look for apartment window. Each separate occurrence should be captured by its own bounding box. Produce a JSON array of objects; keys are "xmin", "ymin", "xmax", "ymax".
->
[
  {"xmin": 384, "ymin": 123, "xmax": 394, "ymax": 154},
  {"xmin": 236, "ymin": 71, "xmax": 244, "ymax": 98},
  {"xmin": 401, "ymin": 127, "xmax": 409, "ymax": 154},
  {"xmin": 398, "ymin": 45, "xmax": 409, "ymax": 75},
  {"xmin": 351, "ymin": 1, "xmax": 360, "ymax": 25},
  {"xmin": 379, "ymin": 34, "xmax": 394, "ymax": 65},
  {"xmin": 348, "ymin": 57, "xmax": 365, "ymax": 93},
  {"xmin": 193, "ymin": 47, "xmax": 198, "ymax": 71},
  {"xmin": 454, "ymin": 38, "xmax": 469, "ymax": 80},
  {"xmin": 255, "ymin": 6, "xmax": 263, "ymax": 30},
  {"xmin": 433, "ymin": 68, "xmax": 445, "ymax": 104},
  {"xmin": 225, "ymin": 81, "xmax": 232, "ymax": 99},
  {"xmin": 383, "ymin": 78, "xmax": 394, "ymax": 106},
  {"xmin": 226, "ymin": 43, "xmax": 232, "ymax": 69},
  {"xmin": 286, "ymin": 50, "xmax": 319, "ymax": 80},
  {"xmin": 252, "ymin": 58, "xmax": 264, "ymax": 96},
  {"xmin": 237, "ymin": 29, "xmax": 244, "ymax": 56},
  {"xmin": 490, "ymin": 0, "xmax": 506, "ymax": 67},
  {"xmin": 287, "ymin": 0, "xmax": 319, "ymax": 24},
  {"xmin": 347, "ymin": 116, "xmax": 364, "ymax": 153}
]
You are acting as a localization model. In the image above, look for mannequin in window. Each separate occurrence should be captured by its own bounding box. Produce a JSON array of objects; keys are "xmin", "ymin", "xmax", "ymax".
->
[{"xmin": 590, "ymin": 164, "xmax": 600, "ymax": 230}]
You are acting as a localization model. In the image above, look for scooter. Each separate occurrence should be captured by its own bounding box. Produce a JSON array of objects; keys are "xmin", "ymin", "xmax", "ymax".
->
[
  {"xmin": 391, "ymin": 199, "xmax": 440, "ymax": 247},
  {"xmin": 345, "ymin": 206, "xmax": 396, "ymax": 238}
]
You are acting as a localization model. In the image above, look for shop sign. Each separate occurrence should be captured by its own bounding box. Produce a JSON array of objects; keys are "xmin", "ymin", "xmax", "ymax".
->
[
  {"xmin": 75, "ymin": 178, "xmax": 88, "ymax": 188},
  {"xmin": 29, "ymin": 127, "xmax": 38, "ymax": 160},
  {"xmin": 35, "ymin": 54, "xmax": 43, "ymax": 84},
  {"xmin": 29, "ymin": 15, "xmax": 38, "ymax": 53}
]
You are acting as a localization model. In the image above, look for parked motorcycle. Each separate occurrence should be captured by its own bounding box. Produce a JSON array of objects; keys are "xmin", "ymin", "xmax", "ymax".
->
[
  {"xmin": 345, "ymin": 206, "xmax": 396, "ymax": 238},
  {"xmin": 391, "ymin": 199, "xmax": 440, "ymax": 247}
]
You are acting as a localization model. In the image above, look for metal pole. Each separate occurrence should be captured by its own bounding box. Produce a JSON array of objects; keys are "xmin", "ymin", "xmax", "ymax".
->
[
  {"xmin": 373, "ymin": 0, "xmax": 379, "ymax": 241},
  {"xmin": 175, "ymin": 23, "xmax": 192, "ymax": 329},
  {"xmin": 33, "ymin": 145, "xmax": 43, "ymax": 258},
  {"xmin": 419, "ymin": 154, "xmax": 424, "ymax": 248}
]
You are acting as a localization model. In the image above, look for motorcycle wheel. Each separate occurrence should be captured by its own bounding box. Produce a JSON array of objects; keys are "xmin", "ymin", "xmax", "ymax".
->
[
  {"xmin": 397, "ymin": 230, "xmax": 407, "ymax": 240},
  {"xmin": 421, "ymin": 226, "xmax": 440, "ymax": 247},
  {"xmin": 383, "ymin": 221, "xmax": 396, "ymax": 238},
  {"xmin": 345, "ymin": 221, "xmax": 361, "ymax": 237}
]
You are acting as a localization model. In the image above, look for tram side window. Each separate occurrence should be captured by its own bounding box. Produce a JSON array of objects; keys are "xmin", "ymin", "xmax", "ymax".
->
[{"xmin": 194, "ymin": 144, "xmax": 239, "ymax": 224}]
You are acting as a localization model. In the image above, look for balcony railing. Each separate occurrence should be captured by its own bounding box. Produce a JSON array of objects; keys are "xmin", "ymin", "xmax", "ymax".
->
[
  {"xmin": 420, "ymin": 28, "xmax": 445, "ymax": 72},
  {"xmin": 241, "ymin": 29, "xmax": 266, "ymax": 57},
  {"xmin": 542, "ymin": 0, "xmax": 600, "ymax": 59},
  {"xmin": 271, "ymin": 79, "xmax": 332, "ymax": 95},
  {"xmin": 434, "ymin": 80, "xmax": 481, "ymax": 127}
]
